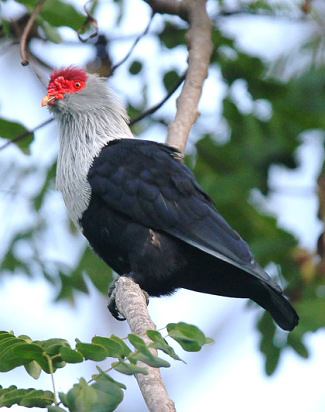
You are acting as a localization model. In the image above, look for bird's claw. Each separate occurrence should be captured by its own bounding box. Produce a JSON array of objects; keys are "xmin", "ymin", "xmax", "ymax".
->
[
  {"xmin": 108, "ymin": 281, "xmax": 126, "ymax": 321},
  {"xmin": 107, "ymin": 276, "xmax": 150, "ymax": 320}
]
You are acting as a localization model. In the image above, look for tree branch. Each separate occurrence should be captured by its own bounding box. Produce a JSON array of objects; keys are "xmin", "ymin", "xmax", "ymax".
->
[
  {"xmin": 129, "ymin": 71, "xmax": 186, "ymax": 126},
  {"xmin": 77, "ymin": 0, "xmax": 98, "ymax": 42},
  {"xmin": 0, "ymin": 118, "xmax": 53, "ymax": 151},
  {"xmin": 19, "ymin": 0, "xmax": 47, "ymax": 66},
  {"xmin": 115, "ymin": 277, "xmax": 176, "ymax": 412},
  {"xmin": 111, "ymin": 12, "xmax": 155, "ymax": 73},
  {"xmin": 145, "ymin": 0, "xmax": 188, "ymax": 20},
  {"xmin": 165, "ymin": 0, "xmax": 213, "ymax": 154}
]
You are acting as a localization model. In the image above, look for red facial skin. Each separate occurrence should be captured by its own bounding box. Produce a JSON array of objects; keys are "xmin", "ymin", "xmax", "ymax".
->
[{"xmin": 42, "ymin": 67, "xmax": 87, "ymax": 106}]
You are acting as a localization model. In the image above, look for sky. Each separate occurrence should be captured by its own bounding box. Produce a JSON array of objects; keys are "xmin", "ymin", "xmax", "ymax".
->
[{"xmin": 0, "ymin": 1, "xmax": 324, "ymax": 411}]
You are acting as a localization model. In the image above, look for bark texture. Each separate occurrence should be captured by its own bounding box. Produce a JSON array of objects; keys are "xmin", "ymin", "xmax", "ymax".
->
[{"xmin": 115, "ymin": 276, "xmax": 176, "ymax": 412}]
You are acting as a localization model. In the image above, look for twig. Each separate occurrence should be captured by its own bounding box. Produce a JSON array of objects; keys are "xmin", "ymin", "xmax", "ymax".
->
[
  {"xmin": 165, "ymin": 0, "xmax": 213, "ymax": 154},
  {"xmin": 45, "ymin": 354, "xmax": 58, "ymax": 405},
  {"xmin": 129, "ymin": 71, "xmax": 186, "ymax": 126},
  {"xmin": 19, "ymin": 0, "xmax": 47, "ymax": 66},
  {"xmin": 0, "ymin": 118, "xmax": 53, "ymax": 151},
  {"xmin": 111, "ymin": 12, "xmax": 155, "ymax": 72},
  {"xmin": 115, "ymin": 277, "xmax": 176, "ymax": 412},
  {"xmin": 78, "ymin": 0, "xmax": 98, "ymax": 42},
  {"xmin": 145, "ymin": 0, "xmax": 188, "ymax": 20}
]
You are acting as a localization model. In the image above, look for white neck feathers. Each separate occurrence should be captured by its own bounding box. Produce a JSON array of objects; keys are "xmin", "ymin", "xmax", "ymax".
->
[{"xmin": 53, "ymin": 80, "xmax": 133, "ymax": 227}]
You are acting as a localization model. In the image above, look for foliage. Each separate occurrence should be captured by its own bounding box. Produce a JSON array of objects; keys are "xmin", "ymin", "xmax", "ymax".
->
[
  {"xmin": 0, "ymin": 324, "xmax": 212, "ymax": 410},
  {"xmin": 0, "ymin": 1, "xmax": 324, "ymax": 410}
]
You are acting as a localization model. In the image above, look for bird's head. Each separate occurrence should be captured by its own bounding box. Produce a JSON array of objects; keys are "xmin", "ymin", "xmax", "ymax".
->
[
  {"xmin": 42, "ymin": 67, "xmax": 87, "ymax": 107},
  {"xmin": 42, "ymin": 66, "xmax": 131, "ymax": 140},
  {"xmin": 41, "ymin": 66, "xmax": 120, "ymax": 116}
]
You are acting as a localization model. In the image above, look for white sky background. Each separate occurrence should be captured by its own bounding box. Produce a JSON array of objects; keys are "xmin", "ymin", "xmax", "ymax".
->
[{"xmin": 0, "ymin": 1, "xmax": 324, "ymax": 411}]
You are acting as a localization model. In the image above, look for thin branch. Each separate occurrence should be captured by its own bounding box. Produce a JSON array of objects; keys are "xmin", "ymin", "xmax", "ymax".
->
[
  {"xmin": 115, "ymin": 277, "xmax": 176, "ymax": 412},
  {"xmin": 129, "ymin": 71, "xmax": 186, "ymax": 126},
  {"xmin": 0, "ymin": 118, "xmax": 53, "ymax": 151},
  {"xmin": 167, "ymin": 0, "xmax": 213, "ymax": 154},
  {"xmin": 146, "ymin": 0, "xmax": 213, "ymax": 154},
  {"xmin": 78, "ymin": 0, "xmax": 98, "ymax": 42},
  {"xmin": 111, "ymin": 12, "xmax": 155, "ymax": 72},
  {"xmin": 145, "ymin": 0, "xmax": 188, "ymax": 20},
  {"xmin": 20, "ymin": 0, "xmax": 47, "ymax": 66}
]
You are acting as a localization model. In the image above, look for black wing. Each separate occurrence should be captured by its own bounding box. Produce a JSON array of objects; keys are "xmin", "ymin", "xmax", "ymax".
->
[{"xmin": 88, "ymin": 139, "xmax": 280, "ymax": 290}]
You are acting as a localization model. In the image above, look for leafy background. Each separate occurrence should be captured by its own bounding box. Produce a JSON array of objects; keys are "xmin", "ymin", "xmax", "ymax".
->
[{"xmin": 0, "ymin": 0, "xmax": 324, "ymax": 411}]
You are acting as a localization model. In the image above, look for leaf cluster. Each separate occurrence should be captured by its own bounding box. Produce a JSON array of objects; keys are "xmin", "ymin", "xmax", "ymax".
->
[{"xmin": 0, "ymin": 323, "xmax": 213, "ymax": 410}]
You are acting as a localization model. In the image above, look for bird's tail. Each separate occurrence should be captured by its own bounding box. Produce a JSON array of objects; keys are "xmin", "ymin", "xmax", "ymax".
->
[{"xmin": 253, "ymin": 283, "xmax": 299, "ymax": 331}]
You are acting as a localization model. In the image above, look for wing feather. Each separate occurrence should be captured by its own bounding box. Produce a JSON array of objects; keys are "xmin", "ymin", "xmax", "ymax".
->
[{"xmin": 88, "ymin": 139, "xmax": 279, "ymax": 289}]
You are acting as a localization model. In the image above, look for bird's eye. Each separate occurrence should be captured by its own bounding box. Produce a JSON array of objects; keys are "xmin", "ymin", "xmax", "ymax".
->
[{"xmin": 75, "ymin": 82, "xmax": 81, "ymax": 88}]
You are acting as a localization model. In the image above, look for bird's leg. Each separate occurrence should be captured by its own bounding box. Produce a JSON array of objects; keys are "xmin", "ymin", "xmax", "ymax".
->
[{"xmin": 107, "ymin": 273, "xmax": 150, "ymax": 320}]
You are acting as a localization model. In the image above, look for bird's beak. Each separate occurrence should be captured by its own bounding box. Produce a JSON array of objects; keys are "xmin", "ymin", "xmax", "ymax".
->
[{"xmin": 41, "ymin": 95, "xmax": 56, "ymax": 107}]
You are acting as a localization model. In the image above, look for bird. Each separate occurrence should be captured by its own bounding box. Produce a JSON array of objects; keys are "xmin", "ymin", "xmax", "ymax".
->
[{"xmin": 42, "ymin": 66, "xmax": 299, "ymax": 331}]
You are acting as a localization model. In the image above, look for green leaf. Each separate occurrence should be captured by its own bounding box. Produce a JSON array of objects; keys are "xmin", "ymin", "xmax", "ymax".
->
[
  {"xmin": 257, "ymin": 313, "xmax": 281, "ymax": 375},
  {"xmin": 41, "ymin": 0, "xmax": 84, "ymax": 30},
  {"xmin": 146, "ymin": 330, "xmax": 183, "ymax": 362},
  {"xmin": 92, "ymin": 373, "xmax": 125, "ymax": 409},
  {"xmin": 24, "ymin": 360, "xmax": 42, "ymax": 380},
  {"xmin": 92, "ymin": 336, "xmax": 131, "ymax": 359},
  {"xmin": 131, "ymin": 351, "xmax": 170, "ymax": 368},
  {"xmin": 128, "ymin": 334, "xmax": 170, "ymax": 368},
  {"xmin": 163, "ymin": 70, "xmax": 179, "ymax": 91},
  {"xmin": 38, "ymin": 20, "xmax": 62, "ymax": 43},
  {"xmin": 294, "ymin": 297, "xmax": 325, "ymax": 332},
  {"xmin": 35, "ymin": 338, "xmax": 70, "ymax": 356},
  {"xmin": 60, "ymin": 376, "xmax": 124, "ymax": 412},
  {"xmin": 166, "ymin": 322, "xmax": 213, "ymax": 352},
  {"xmin": 0, "ymin": 385, "xmax": 54, "ymax": 408},
  {"xmin": 0, "ymin": 332, "xmax": 73, "ymax": 374},
  {"xmin": 33, "ymin": 161, "xmax": 56, "ymax": 211},
  {"xmin": 265, "ymin": 346, "xmax": 281, "ymax": 376},
  {"xmin": 15, "ymin": 0, "xmax": 85, "ymax": 30},
  {"xmin": 60, "ymin": 346, "xmax": 84, "ymax": 363},
  {"xmin": 74, "ymin": 247, "xmax": 113, "ymax": 296},
  {"xmin": 75, "ymin": 341, "xmax": 107, "ymax": 361},
  {"xmin": 109, "ymin": 335, "xmax": 132, "ymax": 358},
  {"xmin": 0, "ymin": 332, "xmax": 45, "ymax": 373},
  {"xmin": 129, "ymin": 61, "xmax": 143, "ymax": 75},
  {"xmin": 59, "ymin": 379, "xmax": 98, "ymax": 412},
  {"xmin": 48, "ymin": 406, "xmax": 68, "ymax": 412},
  {"xmin": 0, "ymin": 118, "xmax": 33, "ymax": 153},
  {"xmin": 112, "ymin": 360, "xmax": 148, "ymax": 376},
  {"xmin": 287, "ymin": 334, "xmax": 309, "ymax": 359},
  {"xmin": 159, "ymin": 23, "xmax": 185, "ymax": 49}
]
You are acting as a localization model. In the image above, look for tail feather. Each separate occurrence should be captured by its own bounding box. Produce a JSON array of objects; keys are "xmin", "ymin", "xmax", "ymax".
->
[{"xmin": 254, "ymin": 284, "xmax": 299, "ymax": 331}]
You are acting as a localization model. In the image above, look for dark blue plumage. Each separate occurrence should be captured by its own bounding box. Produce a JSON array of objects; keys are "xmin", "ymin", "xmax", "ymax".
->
[
  {"xmin": 44, "ymin": 68, "xmax": 298, "ymax": 331},
  {"xmin": 81, "ymin": 139, "xmax": 298, "ymax": 330}
]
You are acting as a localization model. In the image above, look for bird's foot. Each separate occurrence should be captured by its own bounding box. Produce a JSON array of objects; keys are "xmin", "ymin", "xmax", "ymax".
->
[
  {"xmin": 107, "ymin": 275, "xmax": 150, "ymax": 320},
  {"xmin": 107, "ymin": 280, "xmax": 126, "ymax": 321}
]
